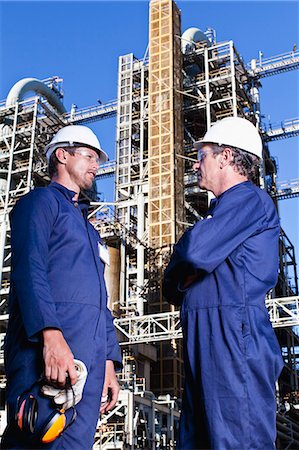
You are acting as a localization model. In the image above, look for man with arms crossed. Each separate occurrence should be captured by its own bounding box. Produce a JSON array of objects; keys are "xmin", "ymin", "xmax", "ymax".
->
[
  {"xmin": 2, "ymin": 125, "xmax": 121, "ymax": 449},
  {"xmin": 163, "ymin": 117, "xmax": 283, "ymax": 449}
]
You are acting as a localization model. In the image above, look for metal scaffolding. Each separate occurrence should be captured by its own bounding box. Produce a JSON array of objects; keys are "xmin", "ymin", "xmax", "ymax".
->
[
  {"xmin": 94, "ymin": 385, "xmax": 180, "ymax": 449},
  {"xmin": 114, "ymin": 52, "xmax": 149, "ymax": 317},
  {"xmin": 0, "ymin": 89, "xmax": 66, "ymax": 310},
  {"xmin": 148, "ymin": 0, "xmax": 184, "ymax": 249}
]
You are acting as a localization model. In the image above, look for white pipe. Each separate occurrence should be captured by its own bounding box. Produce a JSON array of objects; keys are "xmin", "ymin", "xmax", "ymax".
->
[{"xmin": 6, "ymin": 78, "xmax": 66, "ymax": 114}]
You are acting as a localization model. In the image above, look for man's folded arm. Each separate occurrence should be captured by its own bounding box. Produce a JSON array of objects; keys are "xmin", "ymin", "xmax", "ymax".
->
[{"xmin": 163, "ymin": 188, "xmax": 275, "ymax": 304}]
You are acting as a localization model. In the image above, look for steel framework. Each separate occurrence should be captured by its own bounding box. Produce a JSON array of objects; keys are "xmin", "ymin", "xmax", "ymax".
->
[
  {"xmin": 0, "ymin": 93, "xmax": 65, "ymax": 304},
  {"xmin": 94, "ymin": 387, "xmax": 180, "ymax": 449},
  {"xmin": 112, "ymin": 296, "xmax": 299, "ymax": 346}
]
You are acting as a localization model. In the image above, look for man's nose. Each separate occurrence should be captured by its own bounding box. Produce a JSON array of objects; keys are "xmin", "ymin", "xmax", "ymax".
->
[{"xmin": 193, "ymin": 161, "xmax": 200, "ymax": 171}]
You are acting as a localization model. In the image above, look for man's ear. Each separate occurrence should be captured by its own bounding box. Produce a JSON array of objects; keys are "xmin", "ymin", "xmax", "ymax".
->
[
  {"xmin": 55, "ymin": 148, "xmax": 67, "ymax": 165},
  {"xmin": 221, "ymin": 147, "xmax": 233, "ymax": 166}
]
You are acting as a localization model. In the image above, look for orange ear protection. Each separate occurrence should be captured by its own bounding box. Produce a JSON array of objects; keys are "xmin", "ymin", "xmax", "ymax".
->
[{"xmin": 15, "ymin": 380, "xmax": 76, "ymax": 444}]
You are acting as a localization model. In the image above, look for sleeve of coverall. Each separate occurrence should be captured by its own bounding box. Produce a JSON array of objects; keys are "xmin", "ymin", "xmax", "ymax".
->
[
  {"xmin": 163, "ymin": 187, "xmax": 271, "ymax": 304},
  {"xmin": 10, "ymin": 189, "xmax": 62, "ymax": 341},
  {"xmin": 105, "ymin": 306, "xmax": 122, "ymax": 369}
]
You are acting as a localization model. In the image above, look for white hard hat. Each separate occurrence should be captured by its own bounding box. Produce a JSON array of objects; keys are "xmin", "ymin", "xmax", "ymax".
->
[
  {"xmin": 197, "ymin": 117, "xmax": 263, "ymax": 158},
  {"xmin": 45, "ymin": 125, "xmax": 108, "ymax": 164}
]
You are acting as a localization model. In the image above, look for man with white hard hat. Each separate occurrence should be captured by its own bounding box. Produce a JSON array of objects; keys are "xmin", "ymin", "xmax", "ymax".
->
[
  {"xmin": 2, "ymin": 125, "xmax": 122, "ymax": 449},
  {"xmin": 163, "ymin": 117, "xmax": 283, "ymax": 449}
]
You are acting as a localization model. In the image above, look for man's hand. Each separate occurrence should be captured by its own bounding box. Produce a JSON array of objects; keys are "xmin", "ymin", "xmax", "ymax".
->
[
  {"xmin": 100, "ymin": 360, "xmax": 120, "ymax": 414},
  {"xmin": 42, "ymin": 329, "xmax": 78, "ymax": 387}
]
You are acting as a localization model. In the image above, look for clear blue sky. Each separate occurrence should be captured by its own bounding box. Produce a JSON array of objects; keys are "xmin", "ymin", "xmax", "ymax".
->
[{"xmin": 0, "ymin": 1, "xmax": 298, "ymax": 270}]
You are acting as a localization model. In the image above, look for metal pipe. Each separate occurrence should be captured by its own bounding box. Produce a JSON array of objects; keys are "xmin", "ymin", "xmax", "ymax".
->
[{"xmin": 6, "ymin": 78, "xmax": 66, "ymax": 115}]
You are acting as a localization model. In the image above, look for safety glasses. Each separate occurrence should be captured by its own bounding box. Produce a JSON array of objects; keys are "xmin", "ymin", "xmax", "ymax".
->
[
  {"xmin": 72, "ymin": 149, "xmax": 101, "ymax": 167},
  {"xmin": 196, "ymin": 148, "xmax": 214, "ymax": 162}
]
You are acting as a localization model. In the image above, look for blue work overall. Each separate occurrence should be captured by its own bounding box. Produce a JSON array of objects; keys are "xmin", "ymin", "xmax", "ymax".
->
[
  {"xmin": 2, "ymin": 182, "xmax": 121, "ymax": 449},
  {"xmin": 163, "ymin": 181, "xmax": 284, "ymax": 450}
]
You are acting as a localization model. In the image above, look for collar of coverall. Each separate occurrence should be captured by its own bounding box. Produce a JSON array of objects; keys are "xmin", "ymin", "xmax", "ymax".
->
[
  {"xmin": 215, "ymin": 180, "xmax": 252, "ymax": 200},
  {"xmin": 50, "ymin": 181, "xmax": 90, "ymax": 212},
  {"xmin": 206, "ymin": 181, "xmax": 252, "ymax": 216},
  {"xmin": 223, "ymin": 180, "xmax": 252, "ymax": 198}
]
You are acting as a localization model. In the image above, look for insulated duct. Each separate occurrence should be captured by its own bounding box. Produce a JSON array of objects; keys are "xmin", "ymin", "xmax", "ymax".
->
[{"xmin": 5, "ymin": 78, "xmax": 66, "ymax": 114}]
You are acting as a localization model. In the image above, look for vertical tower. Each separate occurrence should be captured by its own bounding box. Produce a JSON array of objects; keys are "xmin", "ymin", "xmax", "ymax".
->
[
  {"xmin": 148, "ymin": 0, "xmax": 184, "ymax": 250},
  {"xmin": 148, "ymin": 0, "xmax": 185, "ymax": 396}
]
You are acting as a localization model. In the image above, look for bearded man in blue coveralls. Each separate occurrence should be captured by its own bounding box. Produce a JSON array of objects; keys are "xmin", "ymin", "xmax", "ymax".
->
[
  {"xmin": 163, "ymin": 117, "xmax": 284, "ymax": 450},
  {"xmin": 2, "ymin": 125, "xmax": 122, "ymax": 449}
]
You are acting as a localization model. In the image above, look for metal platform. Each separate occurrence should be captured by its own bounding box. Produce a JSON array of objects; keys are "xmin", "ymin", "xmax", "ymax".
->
[
  {"xmin": 113, "ymin": 296, "xmax": 299, "ymax": 345},
  {"xmin": 249, "ymin": 50, "xmax": 299, "ymax": 78},
  {"xmin": 97, "ymin": 161, "xmax": 117, "ymax": 178},
  {"xmin": 274, "ymin": 179, "xmax": 299, "ymax": 200},
  {"xmin": 66, "ymin": 101, "xmax": 117, "ymax": 124},
  {"xmin": 263, "ymin": 118, "xmax": 299, "ymax": 142}
]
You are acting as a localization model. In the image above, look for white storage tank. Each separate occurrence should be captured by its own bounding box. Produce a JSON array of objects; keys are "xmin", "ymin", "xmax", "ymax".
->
[{"xmin": 181, "ymin": 27, "xmax": 211, "ymax": 54}]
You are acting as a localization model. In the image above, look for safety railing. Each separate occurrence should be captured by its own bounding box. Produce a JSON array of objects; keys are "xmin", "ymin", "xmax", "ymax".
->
[
  {"xmin": 262, "ymin": 117, "xmax": 299, "ymax": 141},
  {"xmin": 248, "ymin": 50, "xmax": 299, "ymax": 77},
  {"xmin": 114, "ymin": 296, "xmax": 299, "ymax": 345},
  {"xmin": 65, "ymin": 100, "xmax": 117, "ymax": 124},
  {"xmin": 273, "ymin": 178, "xmax": 299, "ymax": 200}
]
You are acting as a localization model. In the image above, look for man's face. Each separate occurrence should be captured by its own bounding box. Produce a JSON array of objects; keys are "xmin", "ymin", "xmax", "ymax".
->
[
  {"xmin": 65, "ymin": 147, "xmax": 101, "ymax": 191},
  {"xmin": 193, "ymin": 144, "xmax": 221, "ymax": 194}
]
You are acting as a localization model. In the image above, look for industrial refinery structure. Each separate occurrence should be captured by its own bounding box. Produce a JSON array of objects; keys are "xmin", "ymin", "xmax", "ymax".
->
[{"xmin": 1, "ymin": 0, "xmax": 299, "ymax": 448}]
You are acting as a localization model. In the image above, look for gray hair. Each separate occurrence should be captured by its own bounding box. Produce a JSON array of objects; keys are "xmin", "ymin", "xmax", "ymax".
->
[{"xmin": 211, "ymin": 144, "xmax": 261, "ymax": 181}]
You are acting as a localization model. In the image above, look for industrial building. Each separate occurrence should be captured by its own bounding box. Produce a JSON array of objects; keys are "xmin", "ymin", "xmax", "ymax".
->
[{"xmin": 0, "ymin": 0, "xmax": 299, "ymax": 447}]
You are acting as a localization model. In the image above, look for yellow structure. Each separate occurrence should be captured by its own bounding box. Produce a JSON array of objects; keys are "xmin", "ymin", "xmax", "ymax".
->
[
  {"xmin": 148, "ymin": 0, "xmax": 185, "ymax": 398},
  {"xmin": 148, "ymin": 0, "xmax": 185, "ymax": 250}
]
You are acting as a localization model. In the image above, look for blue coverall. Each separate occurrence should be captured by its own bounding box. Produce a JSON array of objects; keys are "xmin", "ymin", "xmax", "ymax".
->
[
  {"xmin": 2, "ymin": 181, "xmax": 122, "ymax": 449},
  {"xmin": 163, "ymin": 181, "xmax": 284, "ymax": 450}
]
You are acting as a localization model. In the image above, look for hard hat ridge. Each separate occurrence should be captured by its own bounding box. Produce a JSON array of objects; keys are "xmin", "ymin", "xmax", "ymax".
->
[{"xmin": 45, "ymin": 125, "xmax": 108, "ymax": 164}]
